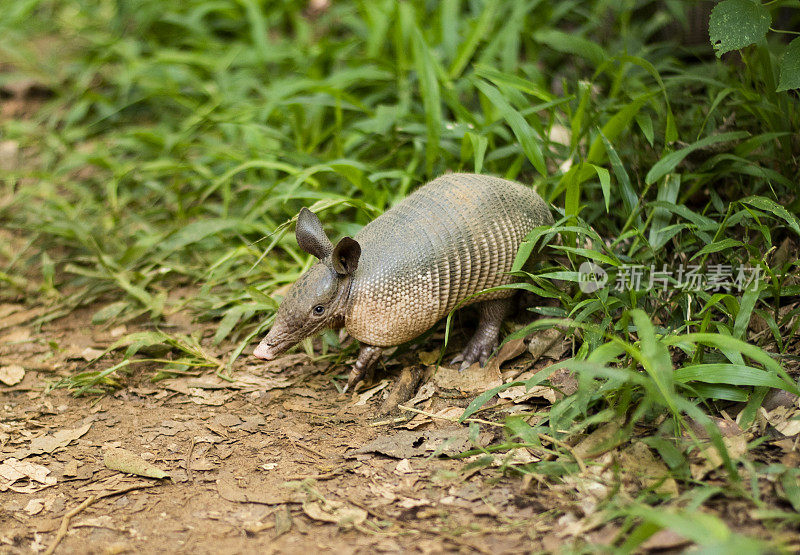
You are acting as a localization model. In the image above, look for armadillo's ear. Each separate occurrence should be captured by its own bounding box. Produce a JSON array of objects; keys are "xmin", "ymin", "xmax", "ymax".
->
[
  {"xmin": 296, "ymin": 207, "xmax": 333, "ymax": 260},
  {"xmin": 331, "ymin": 237, "xmax": 361, "ymax": 275}
]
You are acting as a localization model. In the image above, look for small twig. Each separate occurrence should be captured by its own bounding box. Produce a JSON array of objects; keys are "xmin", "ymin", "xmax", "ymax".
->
[
  {"xmin": 186, "ymin": 436, "xmax": 196, "ymax": 482},
  {"xmin": 284, "ymin": 469, "xmax": 342, "ymax": 481},
  {"xmin": 45, "ymin": 483, "xmax": 154, "ymax": 555},
  {"xmin": 537, "ymin": 432, "xmax": 587, "ymax": 474},
  {"xmin": 45, "ymin": 495, "xmax": 95, "ymax": 555},
  {"xmin": 397, "ymin": 404, "xmax": 504, "ymax": 427},
  {"xmin": 244, "ymin": 520, "xmax": 276, "ymax": 535},
  {"xmin": 290, "ymin": 439, "xmax": 327, "ymax": 459},
  {"xmin": 368, "ymin": 416, "xmax": 408, "ymax": 427}
]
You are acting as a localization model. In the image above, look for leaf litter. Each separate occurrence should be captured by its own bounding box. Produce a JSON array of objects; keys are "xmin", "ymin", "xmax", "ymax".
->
[{"xmin": 2, "ymin": 308, "xmax": 800, "ymax": 553}]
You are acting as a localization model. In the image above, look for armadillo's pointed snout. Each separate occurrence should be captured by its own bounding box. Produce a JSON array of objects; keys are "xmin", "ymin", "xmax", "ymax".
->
[{"xmin": 252, "ymin": 340, "xmax": 277, "ymax": 361}]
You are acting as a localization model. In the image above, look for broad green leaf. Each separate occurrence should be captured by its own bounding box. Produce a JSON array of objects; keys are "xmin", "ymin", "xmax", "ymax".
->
[
  {"xmin": 777, "ymin": 37, "xmax": 800, "ymax": 92},
  {"xmin": 599, "ymin": 131, "xmax": 638, "ymax": 219},
  {"xmin": 664, "ymin": 333, "xmax": 799, "ymax": 395},
  {"xmin": 462, "ymin": 132, "xmax": 488, "ymax": 174},
  {"xmin": 675, "ymin": 363, "xmax": 789, "ymax": 389},
  {"xmin": 734, "ymin": 287, "xmax": 759, "ymax": 340},
  {"xmin": 645, "ymin": 131, "xmax": 749, "ymax": 184},
  {"xmin": 533, "ymin": 29, "xmax": 607, "ymax": 66},
  {"xmin": 474, "ymin": 79, "xmax": 546, "ymax": 175},
  {"xmin": 709, "ymin": 0, "xmax": 771, "ymax": 57},
  {"xmin": 741, "ymin": 196, "xmax": 800, "ymax": 236},
  {"xmin": 92, "ymin": 301, "xmax": 129, "ymax": 324},
  {"xmin": 630, "ymin": 309, "xmax": 675, "ymax": 408},
  {"xmin": 647, "ymin": 200, "xmax": 716, "ymax": 229},
  {"xmin": 551, "ymin": 245, "xmax": 618, "ymax": 266},
  {"xmin": 781, "ymin": 470, "xmax": 800, "ymax": 512},
  {"xmin": 627, "ymin": 506, "xmax": 731, "ymax": 544},
  {"xmin": 158, "ymin": 219, "xmax": 257, "ymax": 254},
  {"xmin": 474, "ymin": 65, "xmax": 554, "ymax": 102},
  {"xmin": 690, "ymin": 238, "xmax": 744, "ymax": 260},
  {"xmin": 405, "ymin": 6, "xmax": 442, "ymax": 175},
  {"xmin": 635, "ymin": 113, "xmax": 654, "ymax": 145},
  {"xmin": 505, "ymin": 416, "xmax": 542, "ymax": 445},
  {"xmin": 448, "ymin": 2, "xmax": 498, "ymax": 79},
  {"xmin": 691, "ymin": 383, "xmax": 749, "ymax": 402},
  {"xmin": 587, "ymin": 95, "xmax": 649, "ymax": 163},
  {"xmin": 649, "ymin": 174, "xmax": 681, "ymax": 250},
  {"xmin": 214, "ymin": 309, "xmax": 243, "ymax": 345},
  {"xmin": 592, "ymin": 164, "xmax": 611, "ymax": 212}
]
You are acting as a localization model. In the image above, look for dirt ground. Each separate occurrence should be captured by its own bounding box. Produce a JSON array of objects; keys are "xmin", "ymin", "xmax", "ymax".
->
[
  {"xmin": 0, "ymin": 301, "xmax": 589, "ymax": 554},
  {"xmin": 3, "ymin": 297, "xmax": 800, "ymax": 554}
]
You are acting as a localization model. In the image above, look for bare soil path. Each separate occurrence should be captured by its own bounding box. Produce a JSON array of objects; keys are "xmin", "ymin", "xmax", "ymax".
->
[
  {"xmin": 2, "ymin": 302, "xmax": 800, "ymax": 553},
  {"xmin": 1, "ymin": 304, "xmax": 567, "ymax": 554}
]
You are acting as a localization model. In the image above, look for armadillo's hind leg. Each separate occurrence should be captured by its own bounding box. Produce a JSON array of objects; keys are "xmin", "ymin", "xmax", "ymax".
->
[
  {"xmin": 344, "ymin": 344, "xmax": 383, "ymax": 393},
  {"xmin": 451, "ymin": 298, "xmax": 512, "ymax": 371}
]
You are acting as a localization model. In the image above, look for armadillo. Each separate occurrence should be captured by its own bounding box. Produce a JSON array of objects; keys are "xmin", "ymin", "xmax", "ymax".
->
[{"xmin": 253, "ymin": 173, "xmax": 553, "ymax": 391}]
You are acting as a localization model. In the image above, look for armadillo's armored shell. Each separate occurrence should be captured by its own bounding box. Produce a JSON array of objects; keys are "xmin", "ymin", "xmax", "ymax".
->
[{"xmin": 345, "ymin": 173, "xmax": 553, "ymax": 346}]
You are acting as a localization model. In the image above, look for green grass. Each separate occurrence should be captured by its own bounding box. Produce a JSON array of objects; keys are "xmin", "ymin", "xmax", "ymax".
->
[{"xmin": 2, "ymin": 0, "xmax": 799, "ymax": 550}]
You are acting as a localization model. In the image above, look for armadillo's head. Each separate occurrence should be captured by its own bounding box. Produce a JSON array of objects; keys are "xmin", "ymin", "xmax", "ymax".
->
[{"xmin": 253, "ymin": 207, "xmax": 361, "ymax": 361}]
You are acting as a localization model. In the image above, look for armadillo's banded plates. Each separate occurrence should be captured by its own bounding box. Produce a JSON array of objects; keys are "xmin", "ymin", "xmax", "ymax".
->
[{"xmin": 345, "ymin": 173, "xmax": 553, "ymax": 347}]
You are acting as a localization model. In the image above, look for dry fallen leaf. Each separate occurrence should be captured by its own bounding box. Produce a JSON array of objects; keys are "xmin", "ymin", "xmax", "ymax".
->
[
  {"xmin": 0, "ymin": 327, "xmax": 31, "ymax": 343},
  {"xmin": 418, "ymin": 350, "xmax": 440, "ymax": 366},
  {"xmin": 527, "ymin": 327, "xmax": 567, "ymax": 361},
  {"xmin": 0, "ymin": 306, "xmax": 45, "ymax": 332},
  {"xmin": 0, "ymin": 458, "xmax": 57, "ymax": 492},
  {"xmin": 73, "ymin": 515, "xmax": 116, "ymax": 529},
  {"xmin": 498, "ymin": 382, "xmax": 557, "ymax": 404},
  {"xmin": 690, "ymin": 434, "xmax": 748, "ymax": 480},
  {"xmin": 763, "ymin": 406, "xmax": 800, "ymax": 437},
  {"xmin": 80, "ymin": 347, "xmax": 105, "ymax": 361},
  {"xmin": 640, "ymin": 528, "xmax": 691, "ymax": 551},
  {"xmin": 406, "ymin": 382, "xmax": 435, "ymax": 406},
  {"xmin": 302, "ymin": 499, "xmax": 367, "ymax": 527},
  {"xmin": 0, "ymin": 365, "xmax": 25, "ymax": 386},
  {"xmin": 10, "ymin": 422, "xmax": 92, "ymax": 460},
  {"xmin": 103, "ymin": 447, "xmax": 169, "ymax": 479},
  {"xmin": 274, "ymin": 505, "xmax": 292, "ymax": 537},
  {"xmin": 394, "ymin": 459, "xmax": 414, "ymax": 474},
  {"xmin": 354, "ymin": 379, "xmax": 390, "ymax": 406},
  {"xmin": 352, "ymin": 428, "xmax": 491, "ymax": 459},
  {"xmin": 492, "ymin": 338, "xmax": 527, "ymax": 367},
  {"xmin": 617, "ymin": 441, "xmax": 678, "ymax": 496},
  {"xmin": 573, "ymin": 422, "xmax": 625, "ymax": 460},
  {"xmin": 24, "ymin": 498, "xmax": 45, "ymax": 516},
  {"xmin": 396, "ymin": 497, "xmax": 430, "ymax": 509},
  {"xmin": 434, "ymin": 363, "xmax": 502, "ymax": 394},
  {"xmin": 216, "ymin": 472, "xmax": 302, "ymax": 505},
  {"xmin": 62, "ymin": 460, "xmax": 79, "ymax": 477}
]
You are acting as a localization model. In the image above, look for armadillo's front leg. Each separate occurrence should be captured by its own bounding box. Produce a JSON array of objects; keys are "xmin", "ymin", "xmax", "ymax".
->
[
  {"xmin": 452, "ymin": 298, "xmax": 511, "ymax": 371},
  {"xmin": 344, "ymin": 344, "xmax": 383, "ymax": 393}
]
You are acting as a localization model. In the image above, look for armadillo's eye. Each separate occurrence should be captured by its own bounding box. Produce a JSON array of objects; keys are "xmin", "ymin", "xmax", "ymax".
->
[{"xmin": 312, "ymin": 305, "xmax": 325, "ymax": 316}]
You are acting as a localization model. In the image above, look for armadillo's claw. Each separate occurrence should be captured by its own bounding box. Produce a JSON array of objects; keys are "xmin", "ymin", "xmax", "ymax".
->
[
  {"xmin": 450, "ymin": 353, "xmax": 476, "ymax": 371},
  {"xmin": 453, "ymin": 339, "xmax": 497, "ymax": 371},
  {"xmin": 344, "ymin": 366, "xmax": 365, "ymax": 394},
  {"xmin": 452, "ymin": 297, "xmax": 510, "ymax": 372},
  {"xmin": 343, "ymin": 344, "xmax": 383, "ymax": 394}
]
